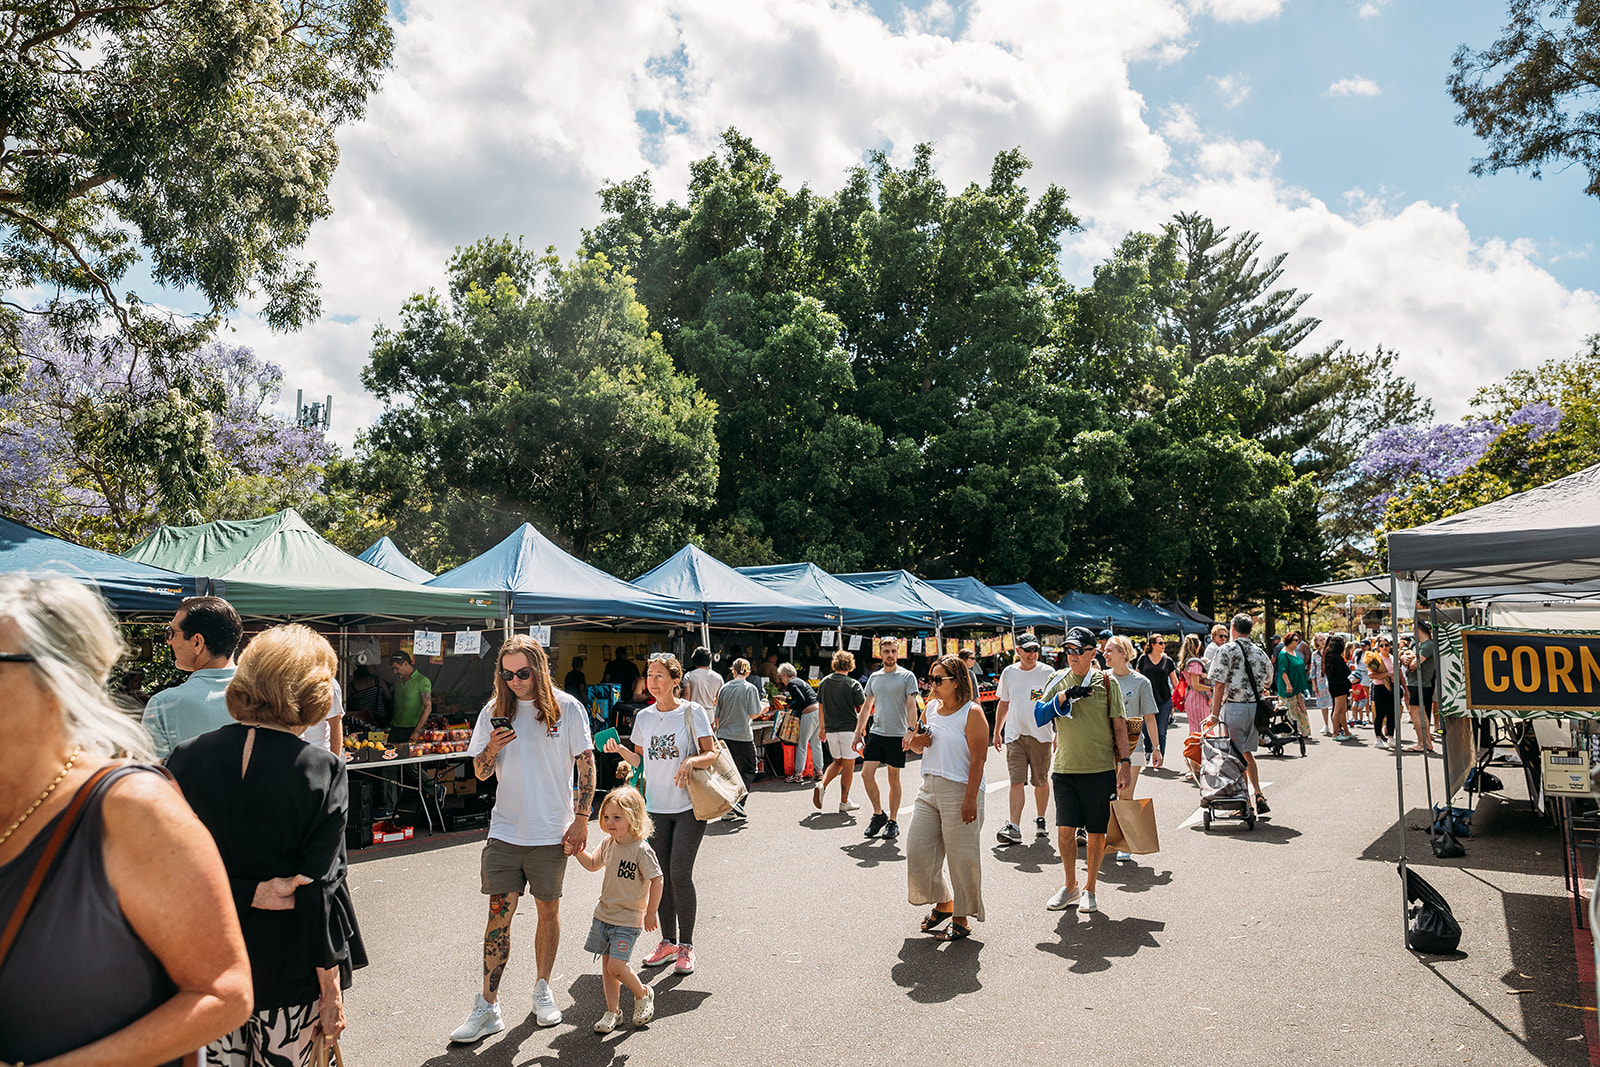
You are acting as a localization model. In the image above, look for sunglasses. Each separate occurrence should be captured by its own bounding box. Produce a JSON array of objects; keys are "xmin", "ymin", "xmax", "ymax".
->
[
  {"xmin": 928, "ymin": 673, "xmax": 951, "ymax": 684},
  {"xmin": 1063, "ymin": 646, "xmax": 1089, "ymax": 656},
  {"xmin": 498, "ymin": 667, "xmax": 534, "ymax": 682},
  {"xmin": 648, "ymin": 652, "xmax": 675, "ymax": 662},
  {"xmin": 0, "ymin": 653, "xmax": 36, "ymax": 663}
]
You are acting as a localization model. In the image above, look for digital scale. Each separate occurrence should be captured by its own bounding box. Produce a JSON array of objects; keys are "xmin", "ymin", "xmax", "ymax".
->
[{"xmin": 1542, "ymin": 748, "xmax": 1598, "ymax": 795}]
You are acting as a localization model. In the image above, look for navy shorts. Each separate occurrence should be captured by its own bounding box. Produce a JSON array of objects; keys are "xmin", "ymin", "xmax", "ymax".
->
[{"xmin": 1052, "ymin": 770, "xmax": 1116, "ymax": 835}]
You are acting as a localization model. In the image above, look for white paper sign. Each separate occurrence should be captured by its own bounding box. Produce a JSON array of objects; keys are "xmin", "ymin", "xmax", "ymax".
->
[
  {"xmin": 782, "ymin": 629, "xmax": 799, "ymax": 647},
  {"xmin": 453, "ymin": 630, "xmax": 481, "ymax": 656},
  {"xmin": 528, "ymin": 624, "xmax": 552, "ymax": 646},
  {"xmin": 820, "ymin": 630, "xmax": 835, "ymax": 647},
  {"xmin": 1395, "ymin": 579, "xmax": 1418, "ymax": 620},
  {"xmin": 413, "ymin": 629, "xmax": 442, "ymax": 657},
  {"xmin": 848, "ymin": 634, "xmax": 862, "ymax": 651},
  {"xmin": 910, "ymin": 637, "xmax": 923, "ymax": 654},
  {"xmin": 808, "ymin": 666, "xmax": 821, "ymax": 681}
]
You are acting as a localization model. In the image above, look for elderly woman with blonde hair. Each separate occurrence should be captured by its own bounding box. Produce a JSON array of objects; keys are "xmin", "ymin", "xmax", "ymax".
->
[
  {"xmin": 0, "ymin": 575, "xmax": 251, "ymax": 1067},
  {"xmin": 167, "ymin": 624, "xmax": 367, "ymax": 1065}
]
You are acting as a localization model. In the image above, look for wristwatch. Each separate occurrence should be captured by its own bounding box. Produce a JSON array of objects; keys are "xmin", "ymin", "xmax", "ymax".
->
[{"xmin": 1117, "ymin": 757, "xmax": 1131, "ymax": 765}]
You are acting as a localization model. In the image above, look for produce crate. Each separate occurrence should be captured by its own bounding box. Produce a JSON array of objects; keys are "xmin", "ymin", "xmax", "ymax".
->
[{"xmin": 371, "ymin": 821, "xmax": 413, "ymax": 844}]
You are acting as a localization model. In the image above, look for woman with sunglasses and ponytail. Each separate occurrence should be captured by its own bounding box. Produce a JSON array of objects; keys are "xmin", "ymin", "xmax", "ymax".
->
[
  {"xmin": 605, "ymin": 653, "xmax": 718, "ymax": 975},
  {"xmin": 905, "ymin": 654, "xmax": 990, "ymax": 943},
  {"xmin": 452, "ymin": 636, "xmax": 596, "ymax": 1043}
]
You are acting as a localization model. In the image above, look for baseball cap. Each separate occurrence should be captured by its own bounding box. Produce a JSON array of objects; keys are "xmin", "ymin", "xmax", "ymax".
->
[
  {"xmin": 1017, "ymin": 634, "xmax": 1042, "ymax": 651},
  {"xmin": 1065, "ymin": 627, "xmax": 1098, "ymax": 650},
  {"xmin": 390, "ymin": 650, "xmax": 412, "ymax": 665},
  {"xmin": 1097, "ymin": 629, "xmax": 1113, "ymax": 640}
]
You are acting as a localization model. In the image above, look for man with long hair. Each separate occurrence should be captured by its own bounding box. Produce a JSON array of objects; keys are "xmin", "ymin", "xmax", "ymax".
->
[{"xmin": 452, "ymin": 636, "xmax": 597, "ymax": 1042}]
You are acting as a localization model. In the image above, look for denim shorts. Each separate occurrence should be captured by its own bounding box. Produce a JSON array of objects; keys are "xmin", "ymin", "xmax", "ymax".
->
[{"xmin": 584, "ymin": 917, "xmax": 643, "ymax": 962}]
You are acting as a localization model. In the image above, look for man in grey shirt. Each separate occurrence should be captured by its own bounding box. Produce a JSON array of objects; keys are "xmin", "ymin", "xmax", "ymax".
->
[
  {"xmin": 852, "ymin": 638, "xmax": 921, "ymax": 841},
  {"xmin": 143, "ymin": 596, "xmax": 242, "ymax": 759},
  {"xmin": 713, "ymin": 658, "xmax": 761, "ymax": 820}
]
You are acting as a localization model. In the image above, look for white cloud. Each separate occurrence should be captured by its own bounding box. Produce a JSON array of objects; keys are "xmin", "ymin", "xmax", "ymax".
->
[
  {"xmin": 218, "ymin": 0, "xmax": 1597, "ymax": 447},
  {"xmin": 1328, "ymin": 75, "xmax": 1381, "ymax": 97},
  {"xmin": 1356, "ymin": 0, "xmax": 1389, "ymax": 18},
  {"xmin": 1210, "ymin": 73, "xmax": 1251, "ymax": 106}
]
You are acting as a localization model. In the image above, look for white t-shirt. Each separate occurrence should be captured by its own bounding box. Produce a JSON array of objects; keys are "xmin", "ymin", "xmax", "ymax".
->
[
  {"xmin": 683, "ymin": 667, "xmax": 724, "ymax": 712},
  {"xmin": 467, "ymin": 691, "xmax": 594, "ymax": 847},
  {"xmin": 630, "ymin": 701, "xmax": 714, "ymax": 815},
  {"xmin": 302, "ymin": 679, "xmax": 345, "ymax": 752},
  {"xmin": 997, "ymin": 663, "xmax": 1056, "ymax": 743},
  {"xmin": 1201, "ymin": 640, "xmax": 1225, "ymax": 664}
]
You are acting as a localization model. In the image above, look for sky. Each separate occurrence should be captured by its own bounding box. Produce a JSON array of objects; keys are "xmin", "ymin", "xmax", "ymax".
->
[{"xmin": 201, "ymin": 0, "xmax": 1600, "ymax": 446}]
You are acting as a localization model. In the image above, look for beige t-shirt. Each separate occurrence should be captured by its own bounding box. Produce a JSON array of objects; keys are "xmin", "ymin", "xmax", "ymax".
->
[{"xmin": 593, "ymin": 836, "xmax": 663, "ymax": 927}]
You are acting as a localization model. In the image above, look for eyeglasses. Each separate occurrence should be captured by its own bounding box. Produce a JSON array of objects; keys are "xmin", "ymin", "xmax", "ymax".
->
[
  {"xmin": 165, "ymin": 625, "xmax": 185, "ymax": 639},
  {"xmin": 498, "ymin": 667, "xmax": 534, "ymax": 682},
  {"xmin": 0, "ymin": 653, "xmax": 35, "ymax": 663}
]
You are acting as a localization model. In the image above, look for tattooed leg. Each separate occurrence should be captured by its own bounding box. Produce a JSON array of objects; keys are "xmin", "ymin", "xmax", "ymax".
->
[{"xmin": 482, "ymin": 891, "xmax": 518, "ymax": 1002}]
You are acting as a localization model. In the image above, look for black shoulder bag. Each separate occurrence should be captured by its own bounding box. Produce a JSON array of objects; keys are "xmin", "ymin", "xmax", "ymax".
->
[{"xmin": 1235, "ymin": 641, "xmax": 1274, "ymax": 733}]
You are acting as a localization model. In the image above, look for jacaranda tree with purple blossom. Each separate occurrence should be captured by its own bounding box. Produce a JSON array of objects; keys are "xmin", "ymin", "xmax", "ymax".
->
[{"xmin": 0, "ymin": 322, "xmax": 333, "ymax": 551}]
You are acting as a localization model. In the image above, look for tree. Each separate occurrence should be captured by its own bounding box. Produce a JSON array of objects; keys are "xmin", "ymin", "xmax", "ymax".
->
[
  {"xmin": 1450, "ymin": 1, "xmax": 1600, "ymax": 198},
  {"xmin": 358, "ymin": 238, "xmax": 719, "ymax": 577},
  {"xmin": 0, "ymin": 0, "xmax": 392, "ymax": 512},
  {"xmin": 0, "ymin": 320, "xmax": 334, "ymax": 549}
]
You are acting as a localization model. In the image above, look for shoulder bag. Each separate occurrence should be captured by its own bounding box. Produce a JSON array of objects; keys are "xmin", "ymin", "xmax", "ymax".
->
[
  {"xmin": 1235, "ymin": 641, "xmax": 1275, "ymax": 732},
  {"xmin": 682, "ymin": 703, "xmax": 747, "ymax": 821}
]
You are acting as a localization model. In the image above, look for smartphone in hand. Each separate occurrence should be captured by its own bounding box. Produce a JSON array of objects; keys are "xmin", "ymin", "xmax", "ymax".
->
[{"xmin": 491, "ymin": 717, "xmax": 513, "ymax": 732}]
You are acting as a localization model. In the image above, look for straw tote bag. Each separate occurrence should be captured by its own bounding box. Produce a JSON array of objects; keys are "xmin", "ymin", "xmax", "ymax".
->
[{"xmin": 682, "ymin": 702, "xmax": 747, "ymax": 820}]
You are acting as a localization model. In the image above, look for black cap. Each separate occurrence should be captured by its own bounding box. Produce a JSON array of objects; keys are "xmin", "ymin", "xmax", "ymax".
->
[
  {"xmin": 390, "ymin": 650, "xmax": 412, "ymax": 664},
  {"xmin": 1017, "ymin": 634, "xmax": 1042, "ymax": 651},
  {"xmin": 1066, "ymin": 627, "xmax": 1097, "ymax": 650}
]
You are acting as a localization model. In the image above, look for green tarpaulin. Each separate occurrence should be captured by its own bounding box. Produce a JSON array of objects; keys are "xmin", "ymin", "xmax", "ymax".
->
[{"xmin": 123, "ymin": 509, "xmax": 505, "ymax": 622}]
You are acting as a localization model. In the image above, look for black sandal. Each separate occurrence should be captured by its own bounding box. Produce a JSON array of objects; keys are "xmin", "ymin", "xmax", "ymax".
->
[
  {"xmin": 919, "ymin": 908, "xmax": 953, "ymax": 933},
  {"xmin": 932, "ymin": 922, "xmax": 971, "ymax": 942}
]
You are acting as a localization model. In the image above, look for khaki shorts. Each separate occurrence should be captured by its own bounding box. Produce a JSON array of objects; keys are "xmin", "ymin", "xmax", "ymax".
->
[
  {"xmin": 480, "ymin": 838, "xmax": 568, "ymax": 900},
  {"xmin": 1005, "ymin": 735, "xmax": 1052, "ymax": 785}
]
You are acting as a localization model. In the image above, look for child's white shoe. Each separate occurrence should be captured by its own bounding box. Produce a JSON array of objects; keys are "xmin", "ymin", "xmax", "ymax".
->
[
  {"xmin": 594, "ymin": 1010, "xmax": 621, "ymax": 1034},
  {"xmin": 632, "ymin": 987, "xmax": 655, "ymax": 1026}
]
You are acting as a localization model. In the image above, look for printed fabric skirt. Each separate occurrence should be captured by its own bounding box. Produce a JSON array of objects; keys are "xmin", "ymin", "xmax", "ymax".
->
[{"xmin": 209, "ymin": 1001, "xmax": 320, "ymax": 1067}]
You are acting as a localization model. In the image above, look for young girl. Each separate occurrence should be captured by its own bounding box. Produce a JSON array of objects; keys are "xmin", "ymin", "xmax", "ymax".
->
[{"xmin": 574, "ymin": 786, "xmax": 664, "ymax": 1033}]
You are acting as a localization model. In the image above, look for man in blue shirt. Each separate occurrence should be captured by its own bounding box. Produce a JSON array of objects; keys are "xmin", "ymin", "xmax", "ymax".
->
[{"xmin": 144, "ymin": 596, "xmax": 242, "ymax": 759}]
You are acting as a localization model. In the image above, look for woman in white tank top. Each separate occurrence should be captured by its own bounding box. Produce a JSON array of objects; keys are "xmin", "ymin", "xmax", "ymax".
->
[{"xmin": 905, "ymin": 654, "xmax": 990, "ymax": 942}]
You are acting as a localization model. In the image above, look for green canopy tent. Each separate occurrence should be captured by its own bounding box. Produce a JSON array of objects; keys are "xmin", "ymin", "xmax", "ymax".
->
[{"xmin": 123, "ymin": 509, "xmax": 505, "ymax": 623}]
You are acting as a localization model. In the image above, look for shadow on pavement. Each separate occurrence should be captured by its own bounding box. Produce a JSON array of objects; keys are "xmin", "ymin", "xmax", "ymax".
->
[
  {"xmin": 1035, "ymin": 913, "xmax": 1165, "ymax": 974},
  {"xmin": 1185, "ymin": 819, "xmax": 1303, "ymax": 845},
  {"xmin": 1093, "ymin": 859, "xmax": 1173, "ymax": 893},
  {"xmin": 349, "ymin": 827, "xmax": 488, "ymax": 865},
  {"xmin": 1359, "ymin": 797, "xmax": 1560, "ymax": 876},
  {"xmin": 703, "ymin": 817, "xmax": 747, "ymax": 837},
  {"xmin": 840, "ymin": 839, "xmax": 905, "ymax": 867},
  {"xmin": 890, "ymin": 934, "xmax": 983, "ymax": 1002},
  {"xmin": 989, "ymin": 838, "xmax": 1057, "ymax": 874}
]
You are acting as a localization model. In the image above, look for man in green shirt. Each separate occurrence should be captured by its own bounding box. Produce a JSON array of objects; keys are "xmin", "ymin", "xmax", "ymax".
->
[
  {"xmin": 1036, "ymin": 627, "xmax": 1131, "ymax": 916},
  {"xmin": 390, "ymin": 650, "xmax": 433, "ymax": 742}
]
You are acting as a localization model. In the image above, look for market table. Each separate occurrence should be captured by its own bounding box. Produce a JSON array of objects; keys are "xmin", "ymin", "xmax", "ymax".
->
[{"xmin": 347, "ymin": 750, "xmax": 472, "ymax": 835}]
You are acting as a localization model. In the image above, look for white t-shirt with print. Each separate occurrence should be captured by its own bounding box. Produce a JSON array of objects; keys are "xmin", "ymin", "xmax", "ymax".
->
[
  {"xmin": 630, "ymin": 701, "xmax": 714, "ymax": 815},
  {"xmin": 998, "ymin": 662, "xmax": 1056, "ymax": 743},
  {"xmin": 467, "ymin": 691, "xmax": 594, "ymax": 847}
]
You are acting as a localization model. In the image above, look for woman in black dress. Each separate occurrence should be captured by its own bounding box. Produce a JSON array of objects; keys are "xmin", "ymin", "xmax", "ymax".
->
[
  {"xmin": 167, "ymin": 624, "xmax": 366, "ymax": 1065},
  {"xmin": 1324, "ymin": 635, "xmax": 1353, "ymax": 741}
]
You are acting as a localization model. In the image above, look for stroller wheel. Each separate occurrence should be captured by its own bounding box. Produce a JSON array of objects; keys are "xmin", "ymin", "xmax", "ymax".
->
[
  {"xmin": 1202, "ymin": 808, "xmax": 1212, "ymax": 831},
  {"xmin": 1245, "ymin": 811, "xmax": 1256, "ymax": 830},
  {"xmin": 1299, "ymin": 737, "xmax": 1307, "ymax": 757}
]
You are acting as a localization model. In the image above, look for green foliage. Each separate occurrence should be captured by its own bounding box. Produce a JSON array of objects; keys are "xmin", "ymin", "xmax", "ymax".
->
[
  {"xmin": 1450, "ymin": 1, "xmax": 1600, "ymax": 197},
  {"xmin": 357, "ymin": 239, "xmax": 720, "ymax": 577}
]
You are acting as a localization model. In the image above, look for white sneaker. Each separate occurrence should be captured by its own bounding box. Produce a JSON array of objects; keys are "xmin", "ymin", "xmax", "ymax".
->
[
  {"xmin": 1079, "ymin": 890, "xmax": 1099, "ymax": 913},
  {"xmin": 449, "ymin": 994, "xmax": 505, "ymax": 1042},
  {"xmin": 1115, "ymin": 851, "xmax": 1132, "ymax": 861},
  {"xmin": 593, "ymin": 1010, "xmax": 621, "ymax": 1034},
  {"xmin": 1321, "ymin": 727, "xmax": 1332, "ymax": 736},
  {"xmin": 839, "ymin": 799, "xmax": 860, "ymax": 812},
  {"xmin": 996, "ymin": 822, "xmax": 1022, "ymax": 845},
  {"xmin": 1046, "ymin": 885, "xmax": 1081, "ymax": 910},
  {"xmin": 532, "ymin": 979, "xmax": 562, "ymax": 1026},
  {"xmin": 632, "ymin": 987, "xmax": 656, "ymax": 1026},
  {"xmin": 1376, "ymin": 739, "xmax": 1389, "ymax": 750}
]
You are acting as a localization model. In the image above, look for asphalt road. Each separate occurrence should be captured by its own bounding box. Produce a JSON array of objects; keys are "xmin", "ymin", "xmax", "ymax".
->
[{"xmin": 341, "ymin": 720, "xmax": 1589, "ymax": 1067}]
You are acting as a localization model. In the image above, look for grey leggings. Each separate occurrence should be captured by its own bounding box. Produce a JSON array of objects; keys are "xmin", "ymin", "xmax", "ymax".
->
[{"xmin": 650, "ymin": 808, "xmax": 706, "ymax": 946}]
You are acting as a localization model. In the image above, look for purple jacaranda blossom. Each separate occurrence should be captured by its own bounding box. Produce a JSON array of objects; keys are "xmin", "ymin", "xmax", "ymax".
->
[{"xmin": 1504, "ymin": 401, "xmax": 1562, "ymax": 442}]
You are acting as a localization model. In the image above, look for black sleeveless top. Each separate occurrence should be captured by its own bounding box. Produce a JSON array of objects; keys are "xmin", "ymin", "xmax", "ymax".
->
[{"xmin": 0, "ymin": 765, "xmax": 182, "ymax": 1066}]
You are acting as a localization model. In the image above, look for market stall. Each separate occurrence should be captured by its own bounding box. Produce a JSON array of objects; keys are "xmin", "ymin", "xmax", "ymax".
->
[
  {"xmin": 0, "ymin": 512, "xmax": 193, "ymax": 617},
  {"xmin": 358, "ymin": 535, "xmax": 436, "ymax": 583}
]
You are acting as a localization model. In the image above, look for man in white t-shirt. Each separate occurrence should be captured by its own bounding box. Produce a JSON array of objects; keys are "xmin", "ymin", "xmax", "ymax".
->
[
  {"xmin": 302, "ymin": 678, "xmax": 345, "ymax": 753},
  {"xmin": 991, "ymin": 635, "xmax": 1058, "ymax": 844},
  {"xmin": 451, "ymin": 637, "xmax": 596, "ymax": 1043},
  {"xmin": 682, "ymin": 646, "xmax": 724, "ymax": 713}
]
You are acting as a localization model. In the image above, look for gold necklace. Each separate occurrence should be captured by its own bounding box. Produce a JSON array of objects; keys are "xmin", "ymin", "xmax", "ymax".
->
[{"xmin": 0, "ymin": 745, "xmax": 84, "ymax": 849}]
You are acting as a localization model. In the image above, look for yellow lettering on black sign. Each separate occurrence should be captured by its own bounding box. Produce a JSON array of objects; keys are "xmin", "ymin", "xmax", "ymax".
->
[{"xmin": 1463, "ymin": 630, "xmax": 1600, "ymax": 713}]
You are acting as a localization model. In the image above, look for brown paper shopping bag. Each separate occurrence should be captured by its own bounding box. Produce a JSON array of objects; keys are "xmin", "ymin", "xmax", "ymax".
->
[{"xmin": 1105, "ymin": 798, "xmax": 1160, "ymax": 855}]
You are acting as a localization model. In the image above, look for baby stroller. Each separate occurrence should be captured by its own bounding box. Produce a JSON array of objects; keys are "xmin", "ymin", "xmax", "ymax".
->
[
  {"xmin": 1199, "ymin": 725, "xmax": 1254, "ymax": 831},
  {"xmin": 1258, "ymin": 696, "xmax": 1307, "ymax": 758}
]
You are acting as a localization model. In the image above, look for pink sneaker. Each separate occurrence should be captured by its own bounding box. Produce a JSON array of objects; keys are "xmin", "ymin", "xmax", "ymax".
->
[
  {"xmin": 674, "ymin": 945, "xmax": 696, "ymax": 974},
  {"xmin": 642, "ymin": 939, "xmax": 677, "ymax": 967}
]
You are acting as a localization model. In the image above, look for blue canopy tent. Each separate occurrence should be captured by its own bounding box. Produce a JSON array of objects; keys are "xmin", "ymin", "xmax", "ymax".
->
[
  {"xmin": 0, "ymin": 514, "xmax": 192, "ymax": 616},
  {"xmin": 1136, "ymin": 598, "xmax": 1207, "ymax": 635},
  {"xmin": 634, "ymin": 546, "xmax": 839, "ymax": 635},
  {"xmin": 925, "ymin": 577, "xmax": 1064, "ymax": 629},
  {"xmin": 430, "ymin": 523, "xmax": 698, "ymax": 627},
  {"xmin": 990, "ymin": 582, "xmax": 1072, "ymax": 631},
  {"xmin": 1057, "ymin": 591, "xmax": 1175, "ymax": 633},
  {"xmin": 834, "ymin": 570, "xmax": 1004, "ymax": 629},
  {"xmin": 737, "ymin": 563, "xmax": 934, "ymax": 630},
  {"xmin": 358, "ymin": 536, "xmax": 435, "ymax": 583}
]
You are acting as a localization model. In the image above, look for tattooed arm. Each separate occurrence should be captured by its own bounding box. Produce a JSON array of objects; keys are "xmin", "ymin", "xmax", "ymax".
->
[
  {"xmin": 473, "ymin": 726, "xmax": 515, "ymax": 781},
  {"xmin": 562, "ymin": 751, "xmax": 595, "ymax": 855}
]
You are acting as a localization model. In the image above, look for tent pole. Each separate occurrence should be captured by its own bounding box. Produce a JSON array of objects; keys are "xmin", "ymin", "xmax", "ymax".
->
[{"xmin": 1393, "ymin": 572, "xmax": 1408, "ymax": 944}]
